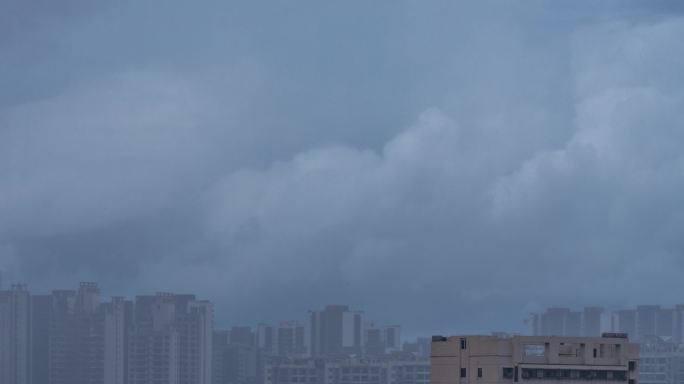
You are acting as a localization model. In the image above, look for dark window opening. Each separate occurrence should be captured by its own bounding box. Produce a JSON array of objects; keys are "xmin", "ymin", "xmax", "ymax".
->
[
  {"xmin": 593, "ymin": 348, "xmax": 597, "ymax": 358},
  {"xmin": 461, "ymin": 368, "xmax": 467, "ymax": 378},
  {"xmin": 461, "ymin": 338, "xmax": 467, "ymax": 350},
  {"xmin": 478, "ymin": 368, "xmax": 483, "ymax": 378},
  {"xmin": 629, "ymin": 361, "xmax": 636, "ymax": 371},
  {"xmin": 503, "ymin": 368, "xmax": 514, "ymax": 380}
]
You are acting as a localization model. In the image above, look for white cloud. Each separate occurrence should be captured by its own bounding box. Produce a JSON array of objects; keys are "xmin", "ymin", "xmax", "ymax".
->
[
  {"xmin": 0, "ymin": 71, "xmax": 218, "ymax": 237},
  {"xmin": 197, "ymin": 17, "xmax": 684, "ymax": 324}
]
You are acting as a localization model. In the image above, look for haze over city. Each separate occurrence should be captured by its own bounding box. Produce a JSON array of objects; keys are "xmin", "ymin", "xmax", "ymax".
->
[{"xmin": 3, "ymin": 0, "xmax": 684, "ymax": 340}]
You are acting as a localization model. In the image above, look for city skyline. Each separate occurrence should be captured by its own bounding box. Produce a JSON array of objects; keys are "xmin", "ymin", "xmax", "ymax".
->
[
  {"xmin": 0, "ymin": 279, "xmax": 422, "ymax": 342},
  {"xmin": 10, "ymin": 277, "xmax": 684, "ymax": 340},
  {"xmin": 3, "ymin": 0, "xmax": 684, "ymax": 348},
  {"xmin": 0, "ymin": 281, "xmax": 429, "ymax": 384},
  {"xmin": 3, "ymin": 1, "xmax": 684, "ymax": 383},
  {"xmin": 8, "ymin": 279, "xmax": 684, "ymax": 384}
]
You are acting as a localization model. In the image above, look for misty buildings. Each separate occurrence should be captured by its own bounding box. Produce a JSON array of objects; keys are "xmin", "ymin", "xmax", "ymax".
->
[
  {"xmin": 529, "ymin": 306, "xmax": 684, "ymax": 384},
  {"xmin": 530, "ymin": 306, "xmax": 684, "ymax": 343},
  {"xmin": 209, "ymin": 305, "xmax": 415, "ymax": 384},
  {"xmin": 365, "ymin": 325, "xmax": 402, "ymax": 357},
  {"xmin": 0, "ymin": 282, "xmax": 215, "ymax": 384},
  {"xmin": 309, "ymin": 305, "xmax": 366, "ymax": 356},
  {"xmin": 213, "ymin": 329, "xmax": 258, "ymax": 384},
  {"xmin": 128, "ymin": 293, "xmax": 214, "ymax": 384},
  {"xmin": 42, "ymin": 283, "xmax": 131, "ymax": 384},
  {"xmin": 385, "ymin": 326, "xmax": 401, "ymax": 352},
  {"xmin": 325, "ymin": 359, "xmax": 390, "ymax": 384},
  {"xmin": 390, "ymin": 360, "xmax": 430, "ymax": 384},
  {"xmin": 639, "ymin": 338, "xmax": 679, "ymax": 384},
  {"xmin": 401, "ymin": 338, "xmax": 431, "ymax": 361},
  {"xmin": 366, "ymin": 327, "xmax": 386, "ymax": 356},
  {"xmin": 307, "ymin": 305, "xmax": 402, "ymax": 358},
  {"xmin": 0, "ymin": 284, "xmax": 31, "ymax": 384},
  {"xmin": 633, "ymin": 336, "xmax": 684, "ymax": 384},
  {"xmin": 256, "ymin": 323, "xmax": 276, "ymax": 355},
  {"xmin": 50, "ymin": 284, "xmax": 102, "ymax": 383},
  {"xmin": 211, "ymin": 311, "xmax": 407, "ymax": 383},
  {"xmin": 431, "ymin": 334, "xmax": 640, "ymax": 384},
  {"xmin": 276, "ymin": 321, "xmax": 307, "ymax": 357},
  {"xmin": 529, "ymin": 307, "xmax": 610, "ymax": 337},
  {"xmin": 2, "ymin": 281, "xmax": 418, "ymax": 384},
  {"xmin": 265, "ymin": 358, "xmax": 325, "ymax": 384},
  {"xmin": 31, "ymin": 294, "xmax": 52, "ymax": 384},
  {"xmin": 264, "ymin": 356, "xmax": 429, "ymax": 384},
  {"xmin": 0, "ymin": 282, "xmax": 132, "ymax": 384}
]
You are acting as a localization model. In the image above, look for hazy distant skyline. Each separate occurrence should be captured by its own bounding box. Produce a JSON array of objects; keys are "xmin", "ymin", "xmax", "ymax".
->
[{"xmin": 2, "ymin": 1, "xmax": 684, "ymax": 338}]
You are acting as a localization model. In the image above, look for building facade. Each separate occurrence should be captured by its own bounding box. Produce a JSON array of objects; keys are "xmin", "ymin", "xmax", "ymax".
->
[
  {"xmin": 431, "ymin": 334, "xmax": 639, "ymax": 384},
  {"xmin": 265, "ymin": 357, "xmax": 429, "ymax": 384},
  {"xmin": 638, "ymin": 337, "xmax": 684, "ymax": 384},
  {"xmin": 128, "ymin": 293, "xmax": 214, "ymax": 384}
]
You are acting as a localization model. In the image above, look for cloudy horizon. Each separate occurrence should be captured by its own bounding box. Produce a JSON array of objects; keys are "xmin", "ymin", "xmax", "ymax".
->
[{"xmin": 2, "ymin": 0, "xmax": 684, "ymax": 338}]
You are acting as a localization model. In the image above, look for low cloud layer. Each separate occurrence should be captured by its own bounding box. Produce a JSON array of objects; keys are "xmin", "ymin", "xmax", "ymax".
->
[{"xmin": 2, "ymin": 1, "xmax": 684, "ymax": 335}]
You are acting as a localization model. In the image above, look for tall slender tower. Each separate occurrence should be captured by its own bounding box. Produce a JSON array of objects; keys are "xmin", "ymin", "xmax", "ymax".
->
[{"xmin": 0, "ymin": 284, "xmax": 31, "ymax": 384}]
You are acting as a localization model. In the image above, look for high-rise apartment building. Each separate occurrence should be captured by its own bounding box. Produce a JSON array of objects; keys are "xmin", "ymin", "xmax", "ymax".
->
[
  {"xmin": 431, "ymin": 334, "xmax": 639, "ymax": 384},
  {"xmin": 530, "ymin": 308, "xmax": 583, "ymax": 337},
  {"xmin": 46, "ymin": 282, "xmax": 130, "ymax": 384},
  {"xmin": 629, "ymin": 306, "xmax": 675, "ymax": 341},
  {"xmin": 31, "ymin": 294, "xmax": 52, "ymax": 384},
  {"xmin": 213, "ymin": 330, "xmax": 258, "ymax": 384},
  {"xmin": 3, "ymin": 285, "xmax": 411, "ymax": 384},
  {"xmin": 637, "ymin": 306, "xmax": 661, "ymax": 340},
  {"xmin": 364, "ymin": 325, "xmax": 402, "ymax": 356},
  {"xmin": 613, "ymin": 310, "xmax": 638, "ymax": 340},
  {"xmin": 384, "ymin": 326, "xmax": 401, "ymax": 352},
  {"xmin": 583, "ymin": 308, "xmax": 608, "ymax": 337},
  {"xmin": 0, "ymin": 284, "xmax": 31, "ymax": 384},
  {"xmin": 229, "ymin": 326, "xmax": 255, "ymax": 347},
  {"xmin": 103, "ymin": 297, "xmax": 131, "ymax": 384},
  {"xmin": 276, "ymin": 321, "xmax": 307, "ymax": 356},
  {"xmin": 530, "ymin": 306, "xmax": 684, "ymax": 342},
  {"xmin": 366, "ymin": 327, "xmax": 386, "ymax": 356},
  {"xmin": 128, "ymin": 293, "xmax": 213, "ymax": 384},
  {"xmin": 257, "ymin": 323, "xmax": 276, "ymax": 355},
  {"xmin": 310, "ymin": 305, "xmax": 365, "ymax": 356}
]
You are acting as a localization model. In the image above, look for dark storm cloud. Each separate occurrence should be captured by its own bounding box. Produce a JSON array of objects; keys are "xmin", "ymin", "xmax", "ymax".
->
[{"xmin": 1, "ymin": 1, "xmax": 684, "ymax": 335}]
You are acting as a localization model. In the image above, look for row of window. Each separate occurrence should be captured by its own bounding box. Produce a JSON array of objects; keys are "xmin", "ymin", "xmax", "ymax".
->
[
  {"xmin": 521, "ymin": 368, "xmax": 628, "ymax": 381},
  {"xmin": 457, "ymin": 367, "xmax": 633, "ymax": 381}
]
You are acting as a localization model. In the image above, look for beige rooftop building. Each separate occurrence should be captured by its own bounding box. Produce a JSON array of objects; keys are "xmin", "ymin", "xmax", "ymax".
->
[{"xmin": 431, "ymin": 334, "xmax": 639, "ymax": 384}]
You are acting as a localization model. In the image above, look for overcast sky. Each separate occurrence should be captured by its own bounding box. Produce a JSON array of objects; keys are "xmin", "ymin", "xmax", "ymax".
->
[{"xmin": 2, "ymin": 0, "xmax": 684, "ymax": 337}]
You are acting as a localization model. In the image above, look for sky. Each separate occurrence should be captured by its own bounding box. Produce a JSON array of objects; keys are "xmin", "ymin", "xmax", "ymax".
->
[{"xmin": 2, "ymin": 0, "xmax": 684, "ymax": 338}]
